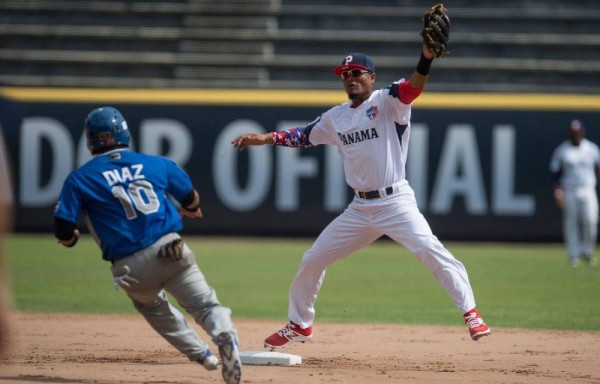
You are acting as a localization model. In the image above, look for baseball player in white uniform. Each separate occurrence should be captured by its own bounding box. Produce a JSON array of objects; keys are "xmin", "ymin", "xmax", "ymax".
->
[
  {"xmin": 550, "ymin": 120, "xmax": 600, "ymax": 267},
  {"xmin": 231, "ymin": 43, "xmax": 491, "ymax": 348}
]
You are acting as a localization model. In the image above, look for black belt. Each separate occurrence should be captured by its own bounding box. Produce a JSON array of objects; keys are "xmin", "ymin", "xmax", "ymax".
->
[{"xmin": 356, "ymin": 186, "xmax": 394, "ymax": 200}]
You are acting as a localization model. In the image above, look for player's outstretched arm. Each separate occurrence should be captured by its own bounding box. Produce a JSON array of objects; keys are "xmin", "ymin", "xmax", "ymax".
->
[{"xmin": 231, "ymin": 133, "xmax": 273, "ymax": 151}]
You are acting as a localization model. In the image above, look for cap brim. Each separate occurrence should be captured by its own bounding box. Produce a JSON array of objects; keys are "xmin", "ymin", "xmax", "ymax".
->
[{"xmin": 333, "ymin": 64, "xmax": 371, "ymax": 76}]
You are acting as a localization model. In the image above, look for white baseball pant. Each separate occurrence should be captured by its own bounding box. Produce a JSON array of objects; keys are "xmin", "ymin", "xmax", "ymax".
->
[
  {"xmin": 288, "ymin": 182, "xmax": 476, "ymax": 328},
  {"xmin": 562, "ymin": 187, "xmax": 599, "ymax": 260}
]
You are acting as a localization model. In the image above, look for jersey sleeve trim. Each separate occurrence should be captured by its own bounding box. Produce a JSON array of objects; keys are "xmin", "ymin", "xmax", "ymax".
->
[{"xmin": 398, "ymin": 80, "xmax": 423, "ymax": 104}]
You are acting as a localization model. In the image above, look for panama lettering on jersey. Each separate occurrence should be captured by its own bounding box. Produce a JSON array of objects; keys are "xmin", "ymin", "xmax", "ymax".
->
[
  {"xmin": 337, "ymin": 128, "xmax": 379, "ymax": 146},
  {"xmin": 272, "ymin": 80, "xmax": 413, "ymax": 192}
]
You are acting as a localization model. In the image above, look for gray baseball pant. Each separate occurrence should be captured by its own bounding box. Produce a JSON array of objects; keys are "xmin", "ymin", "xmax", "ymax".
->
[{"xmin": 111, "ymin": 233, "xmax": 237, "ymax": 361}]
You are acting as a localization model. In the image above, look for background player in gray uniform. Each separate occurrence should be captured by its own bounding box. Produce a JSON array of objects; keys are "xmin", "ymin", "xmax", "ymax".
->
[
  {"xmin": 53, "ymin": 107, "xmax": 241, "ymax": 384},
  {"xmin": 550, "ymin": 120, "xmax": 600, "ymax": 267},
  {"xmin": 0, "ymin": 130, "xmax": 11, "ymax": 357},
  {"xmin": 231, "ymin": 6, "xmax": 490, "ymax": 349}
]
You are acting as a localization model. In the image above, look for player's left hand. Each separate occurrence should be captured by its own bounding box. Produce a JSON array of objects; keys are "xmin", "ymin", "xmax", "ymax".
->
[
  {"xmin": 421, "ymin": 3, "xmax": 450, "ymax": 58},
  {"xmin": 422, "ymin": 44, "xmax": 435, "ymax": 60},
  {"xmin": 158, "ymin": 239, "xmax": 184, "ymax": 262}
]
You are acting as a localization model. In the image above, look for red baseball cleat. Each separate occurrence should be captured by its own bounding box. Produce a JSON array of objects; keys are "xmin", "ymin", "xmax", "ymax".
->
[
  {"xmin": 264, "ymin": 321, "xmax": 312, "ymax": 349},
  {"xmin": 464, "ymin": 308, "xmax": 491, "ymax": 341}
]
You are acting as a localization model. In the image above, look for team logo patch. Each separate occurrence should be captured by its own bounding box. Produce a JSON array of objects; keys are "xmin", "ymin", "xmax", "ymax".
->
[{"xmin": 366, "ymin": 106, "xmax": 378, "ymax": 120}]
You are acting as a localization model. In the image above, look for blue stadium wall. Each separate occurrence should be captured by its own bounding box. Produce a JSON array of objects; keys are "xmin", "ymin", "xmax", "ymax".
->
[{"xmin": 1, "ymin": 87, "xmax": 600, "ymax": 241}]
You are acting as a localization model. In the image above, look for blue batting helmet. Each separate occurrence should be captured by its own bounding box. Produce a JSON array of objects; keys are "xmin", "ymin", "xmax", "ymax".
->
[{"xmin": 84, "ymin": 107, "xmax": 130, "ymax": 153}]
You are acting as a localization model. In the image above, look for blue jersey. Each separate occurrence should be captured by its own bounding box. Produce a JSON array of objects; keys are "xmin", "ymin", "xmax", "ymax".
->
[{"xmin": 54, "ymin": 149, "xmax": 193, "ymax": 262}]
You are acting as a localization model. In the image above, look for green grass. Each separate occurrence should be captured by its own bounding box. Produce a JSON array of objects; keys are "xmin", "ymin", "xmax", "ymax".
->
[{"xmin": 5, "ymin": 234, "xmax": 600, "ymax": 330}]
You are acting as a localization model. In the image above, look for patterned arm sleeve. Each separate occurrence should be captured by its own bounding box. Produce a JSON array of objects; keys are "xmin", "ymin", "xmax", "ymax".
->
[{"xmin": 272, "ymin": 127, "xmax": 314, "ymax": 148}]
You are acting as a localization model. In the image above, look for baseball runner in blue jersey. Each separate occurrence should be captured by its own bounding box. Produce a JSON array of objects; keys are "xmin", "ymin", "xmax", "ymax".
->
[
  {"xmin": 54, "ymin": 107, "xmax": 241, "ymax": 384},
  {"xmin": 232, "ymin": 4, "xmax": 490, "ymax": 350}
]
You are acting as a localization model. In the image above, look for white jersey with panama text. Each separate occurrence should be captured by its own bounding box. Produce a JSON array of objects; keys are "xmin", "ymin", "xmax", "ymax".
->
[
  {"xmin": 308, "ymin": 80, "xmax": 411, "ymax": 193},
  {"xmin": 550, "ymin": 138, "xmax": 600, "ymax": 190}
]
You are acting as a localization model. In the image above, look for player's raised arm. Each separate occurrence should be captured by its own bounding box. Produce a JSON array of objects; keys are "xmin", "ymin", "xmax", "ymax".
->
[
  {"xmin": 408, "ymin": 44, "xmax": 434, "ymax": 90},
  {"xmin": 401, "ymin": 4, "xmax": 450, "ymax": 103}
]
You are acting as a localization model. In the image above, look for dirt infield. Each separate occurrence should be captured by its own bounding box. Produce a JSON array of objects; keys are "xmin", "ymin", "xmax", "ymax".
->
[{"xmin": 1, "ymin": 312, "xmax": 599, "ymax": 384}]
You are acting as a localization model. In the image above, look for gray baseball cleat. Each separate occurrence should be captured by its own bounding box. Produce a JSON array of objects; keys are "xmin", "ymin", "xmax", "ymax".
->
[
  {"xmin": 196, "ymin": 349, "xmax": 219, "ymax": 371},
  {"xmin": 217, "ymin": 332, "xmax": 242, "ymax": 384}
]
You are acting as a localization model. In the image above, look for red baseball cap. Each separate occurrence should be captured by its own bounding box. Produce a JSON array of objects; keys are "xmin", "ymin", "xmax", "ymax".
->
[{"xmin": 333, "ymin": 53, "xmax": 376, "ymax": 76}]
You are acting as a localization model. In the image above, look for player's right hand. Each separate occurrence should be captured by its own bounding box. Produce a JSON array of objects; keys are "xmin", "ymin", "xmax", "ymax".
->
[
  {"xmin": 180, "ymin": 207, "xmax": 203, "ymax": 219},
  {"xmin": 180, "ymin": 190, "xmax": 202, "ymax": 219},
  {"xmin": 231, "ymin": 133, "xmax": 273, "ymax": 150},
  {"xmin": 113, "ymin": 265, "xmax": 140, "ymax": 291},
  {"xmin": 553, "ymin": 187, "xmax": 564, "ymax": 209},
  {"xmin": 58, "ymin": 228, "xmax": 80, "ymax": 248}
]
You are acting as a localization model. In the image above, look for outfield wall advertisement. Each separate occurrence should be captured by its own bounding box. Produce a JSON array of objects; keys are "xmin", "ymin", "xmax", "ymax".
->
[{"xmin": 1, "ymin": 88, "xmax": 599, "ymax": 241}]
